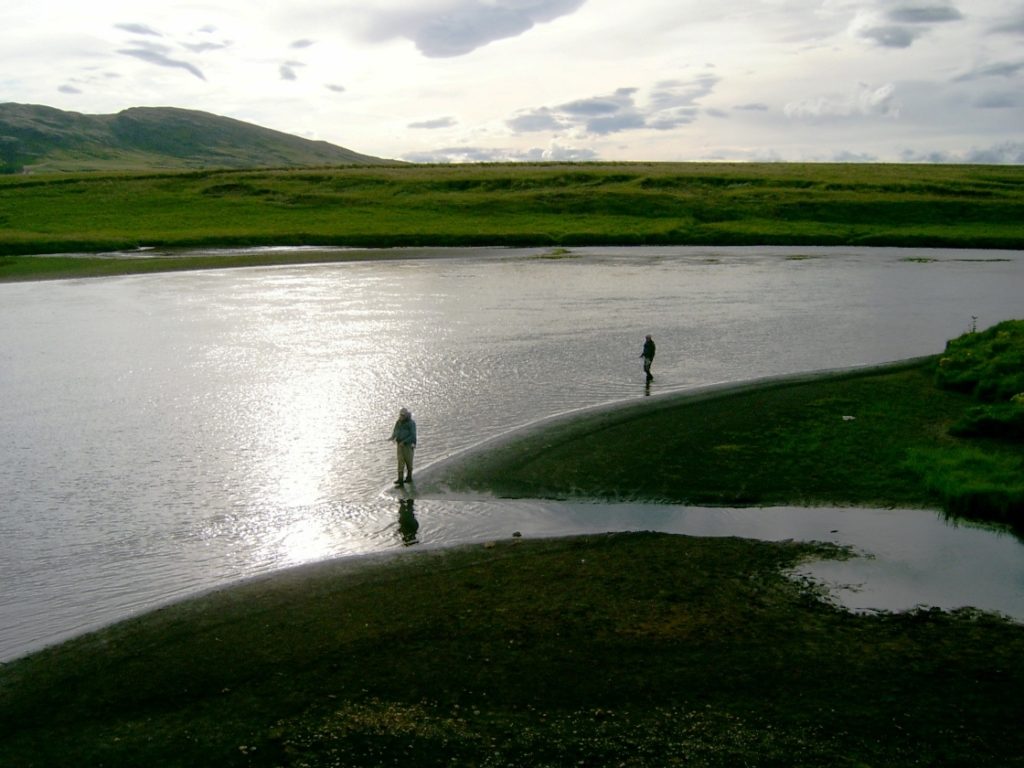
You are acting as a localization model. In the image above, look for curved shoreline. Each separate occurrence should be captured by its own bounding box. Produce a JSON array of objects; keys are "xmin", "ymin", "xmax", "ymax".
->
[{"xmin": 413, "ymin": 355, "xmax": 937, "ymax": 500}]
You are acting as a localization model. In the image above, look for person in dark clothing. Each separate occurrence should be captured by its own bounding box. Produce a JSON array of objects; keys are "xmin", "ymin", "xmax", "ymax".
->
[
  {"xmin": 640, "ymin": 334, "xmax": 656, "ymax": 382},
  {"xmin": 390, "ymin": 407, "xmax": 417, "ymax": 485}
]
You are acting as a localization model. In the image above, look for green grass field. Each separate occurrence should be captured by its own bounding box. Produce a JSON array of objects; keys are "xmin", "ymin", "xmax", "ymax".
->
[{"xmin": 2, "ymin": 162, "xmax": 1023, "ymax": 281}]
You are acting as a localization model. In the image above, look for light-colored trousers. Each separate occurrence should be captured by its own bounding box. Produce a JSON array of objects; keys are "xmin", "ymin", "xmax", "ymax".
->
[{"xmin": 397, "ymin": 443, "xmax": 415, "ymax": 480}]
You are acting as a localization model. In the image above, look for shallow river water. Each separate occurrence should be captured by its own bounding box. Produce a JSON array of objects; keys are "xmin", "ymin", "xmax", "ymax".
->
[{"xmin": 2, "ymin": 245, "xmax": 1023, "ymax": 661}]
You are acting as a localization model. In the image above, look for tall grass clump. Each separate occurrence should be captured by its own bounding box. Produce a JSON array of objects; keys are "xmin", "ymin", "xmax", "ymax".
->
[
  {"xmin": 935, "ymin": 318, "xmax": 1024, "ymax": 402},
  {"xmin": 910, "ymin": 319, "xmax": 1024, "ymax": 526},
  {"xmin": 906, "ymin": 446, "xmax": 1024, "ymax": 524}
]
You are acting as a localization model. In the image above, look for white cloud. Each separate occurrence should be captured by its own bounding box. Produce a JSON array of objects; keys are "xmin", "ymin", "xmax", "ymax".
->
[
  {"xmin": 403, "ymin": 140, "xmax": 597, "ymax": 163},
  {"xmin": 506, "ymin": 75, "xmax": 718, "ymax": 137},
  {"xmin": 784, "ymin": 83, "xmax": 899, "ymax": 120},
  {"xmin": 181, "ymin": 41, "xmax": 232, "ymax": 53},
  {"xmin": 507, "ymin": 108, "xmax": 565, "ymax": 132},
  {"xmin": 114, "ymin": 22, "xmax": 162, "ymax": 37},
  {"xmin": 409, "ymin": 116, "xmax": 458, "ymax": 129},
  {"xmin": 989, "ymin": 12, "xmax": 1024, "ymax": 35},
  {"xmin": 280, "ymin": 61, "xmax": 305, "ymax": 80},
  {"xmin": 954, "ymin": 60, "xmax": 1024, "ymax": 81},
  {"xmin": 901, "ymin": 141, "xmax": 1024, "ymax": 164}
]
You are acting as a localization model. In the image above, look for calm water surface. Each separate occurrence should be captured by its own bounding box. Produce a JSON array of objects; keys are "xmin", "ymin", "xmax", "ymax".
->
[{"xmin": 2, "ymin": 246, "xmax": 1023, "ymax": 660}]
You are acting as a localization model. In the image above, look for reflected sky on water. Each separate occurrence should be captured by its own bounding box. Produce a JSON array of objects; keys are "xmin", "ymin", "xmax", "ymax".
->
[{"xmin": 2, "ymin": 245, "xmax": 1023, "ymax": 660}]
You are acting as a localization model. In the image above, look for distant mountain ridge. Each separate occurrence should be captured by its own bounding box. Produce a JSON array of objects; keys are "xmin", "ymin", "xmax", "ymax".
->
[{"xmin": 0, "ymin": 103, "xmax": 393, "ymax": 173}]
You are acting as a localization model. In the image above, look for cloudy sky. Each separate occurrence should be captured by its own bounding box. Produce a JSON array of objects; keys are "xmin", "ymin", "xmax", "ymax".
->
[{"xmin": 3, "ymin": 1, "xmax": 1022, "ymax": 163}]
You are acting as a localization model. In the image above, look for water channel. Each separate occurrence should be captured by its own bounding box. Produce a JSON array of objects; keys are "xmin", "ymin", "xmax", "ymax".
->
[{"xmin": 2, "ymin": 245, "xmax": 1023, "ymax": 661}]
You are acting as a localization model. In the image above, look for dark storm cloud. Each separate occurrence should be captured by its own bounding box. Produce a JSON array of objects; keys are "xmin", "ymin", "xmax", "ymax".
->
[
  {"xmin": 118, "ymin": 43, "xmax": 207, "ymax": 80},
  {"xmin": 58, "ymin": 84, "xmax": 82, "ymax": 94},
  {"xmin": 291, "ymin": 39, "xmax": 316, "ymax": 49},
  {"xmin": 353, "ymin": 0, "xmax": 587, "ymax": 58},
  {"xmin": 326, "ymin": 83, "xmax": 347, "ymax": 93}
]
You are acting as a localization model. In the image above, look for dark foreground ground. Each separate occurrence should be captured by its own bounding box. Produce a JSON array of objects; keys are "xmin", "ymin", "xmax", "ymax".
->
[{"xmin": 2, "ymin": 533, "xmax": 1023, "ymax": 768}]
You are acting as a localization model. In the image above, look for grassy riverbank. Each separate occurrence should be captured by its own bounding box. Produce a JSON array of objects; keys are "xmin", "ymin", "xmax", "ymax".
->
[
  {"xmin": 427, "ymin": 323, "xmax": 1024, "ymax": 530},
  {"xmin": 3, "ymin": 533, "xmax": 1023, "ymax": 768},
  {"xmin": 2, "ymin": 162, "xmax": 1023, "ymax": 281}
]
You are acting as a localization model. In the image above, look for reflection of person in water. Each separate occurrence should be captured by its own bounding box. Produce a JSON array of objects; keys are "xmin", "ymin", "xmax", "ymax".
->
[{"xmin": 398, "ymin": 499, "xmax": 419, "ymax": 546}]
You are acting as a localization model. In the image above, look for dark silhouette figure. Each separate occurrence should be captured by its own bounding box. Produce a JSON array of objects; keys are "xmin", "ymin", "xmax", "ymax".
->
[{"xmin": 640, "ymin": 334, "xmax": 656, "ymax": 382}]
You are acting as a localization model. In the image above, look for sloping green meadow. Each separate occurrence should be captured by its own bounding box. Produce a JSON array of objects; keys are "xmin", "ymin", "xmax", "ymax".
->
[{"xmin": 2, "ymin": 163, "xmax": 1023, "ymax": 274}]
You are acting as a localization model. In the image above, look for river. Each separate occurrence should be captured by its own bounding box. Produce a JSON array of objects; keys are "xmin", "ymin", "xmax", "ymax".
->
[{"xmin": 2, "ymin": 245, "xmax": 1022, "ymax": 661}]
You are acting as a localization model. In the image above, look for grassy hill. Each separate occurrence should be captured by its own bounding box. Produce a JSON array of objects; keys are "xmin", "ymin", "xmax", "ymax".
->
[{"xmin": 0, "ymin": 103, "xmax": 392, "ymax": 172}]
